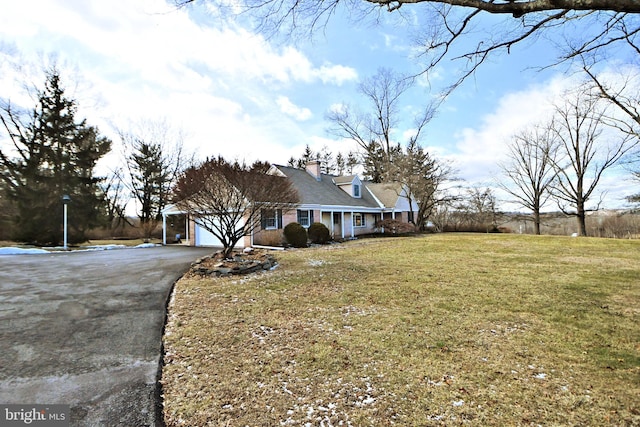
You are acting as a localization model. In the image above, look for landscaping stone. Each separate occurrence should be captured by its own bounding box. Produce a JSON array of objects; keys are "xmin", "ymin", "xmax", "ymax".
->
[{"xmin": 190, "ymin": 249, "xmax": 278, "ymax": 277}]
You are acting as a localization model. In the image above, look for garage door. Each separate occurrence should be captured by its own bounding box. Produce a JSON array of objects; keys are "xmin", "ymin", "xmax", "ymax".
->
[{"xmin": 194, "ymin": 222, "xmax": 245, "ymax": 248}]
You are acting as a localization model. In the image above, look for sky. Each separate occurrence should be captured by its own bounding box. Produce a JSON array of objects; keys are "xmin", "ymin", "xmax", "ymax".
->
[{"xmin": 0, "ymin": 0, "xmax": 638, "ymax": 212}]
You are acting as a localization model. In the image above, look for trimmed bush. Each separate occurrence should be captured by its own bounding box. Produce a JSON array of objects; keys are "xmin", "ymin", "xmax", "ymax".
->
[
  {"xmin": 254, "ymin": 230, "xmax": 285, "ymax": 247},
  {"xmin": 374, "ymin": 219, "xmax": 417, "ymax": 235},
  {"xmin": 308, "ymin": 222, "xmax": 331, "ymax": 244},
  {"xmin": 283, "ymin": 222, "xmax": 308, "ymax": 248}
]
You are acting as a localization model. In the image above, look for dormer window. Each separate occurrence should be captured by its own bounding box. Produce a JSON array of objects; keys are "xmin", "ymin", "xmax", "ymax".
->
[
  {"xmin": 334, "ymin": 174, "xmax": 362, "ymax": 198},
  {"xmin": 353, "ymin": 183, "xmax": 361, "ymax": 198}
]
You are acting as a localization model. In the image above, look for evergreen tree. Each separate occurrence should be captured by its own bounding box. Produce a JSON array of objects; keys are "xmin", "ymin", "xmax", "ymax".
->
[
  {"xmin": 0, "ymin": 68, "xmax": 111, "ymax": 245},
  {"xmin": 335, "ymin": 152, "xmax": 345, "ymax": 175},
  {"xmin": 120, "ymin": 120, "xmax": 185, "ymax": 238},
  {"xmin": 298, "ymin": 144, "xmax": 315, "ymax": 168},
  {"xmin": 346, "ymin": 152, "xmax": 359, "ymax": 174},
  {"xmin": 388, "ymin": 140, "xmax": 455, "ymax": 230}
]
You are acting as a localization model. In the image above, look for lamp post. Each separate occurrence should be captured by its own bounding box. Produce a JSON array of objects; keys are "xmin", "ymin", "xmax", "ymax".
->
[{"xmin": 62, "ymin": 195, "xmax": 71, "ymax": 250}]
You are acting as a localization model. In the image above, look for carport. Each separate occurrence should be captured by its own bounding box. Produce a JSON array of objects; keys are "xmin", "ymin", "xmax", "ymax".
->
[{"xmin": 161, "ymin": 204, "xmax": 190, "ymax": 245}]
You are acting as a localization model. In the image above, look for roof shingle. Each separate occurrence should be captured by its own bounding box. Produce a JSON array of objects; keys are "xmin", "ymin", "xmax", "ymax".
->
[{"xmin": 275, "ymin": 165, "xmax": 380, "ymax": 209}]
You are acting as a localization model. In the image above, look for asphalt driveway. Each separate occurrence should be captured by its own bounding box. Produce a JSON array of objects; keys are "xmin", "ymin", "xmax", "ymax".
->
[{"xmin": 0, "ymin": 245, "xmax": 212, "ymax": 426}]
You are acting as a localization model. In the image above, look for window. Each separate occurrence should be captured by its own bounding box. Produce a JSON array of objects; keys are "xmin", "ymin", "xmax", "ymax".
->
[
  {"xmin": 352, "ymin": 213, "xmax": 366, "ymax": 227},
  {"xmin": 353, "ymin": 184, "xmax": 361, "ymax": 198},
  {"xmin": 297, "ymin": 209, "xmax": 314, "ymax": 227},
  {"xmin": 261, "ymin": 209, "xmax": 282, "ymax": 230}
]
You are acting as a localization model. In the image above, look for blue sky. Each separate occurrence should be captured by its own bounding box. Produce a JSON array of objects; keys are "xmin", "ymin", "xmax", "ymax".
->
[{"xmin": 0, "ymin": 0, "xmax": 637, "ymax": 210}]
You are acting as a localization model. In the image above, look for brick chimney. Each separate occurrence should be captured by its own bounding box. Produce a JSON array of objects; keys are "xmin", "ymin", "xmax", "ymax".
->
[{"xmin": 305, "ymin": 160, "xmax": 322, "ymax": 181}]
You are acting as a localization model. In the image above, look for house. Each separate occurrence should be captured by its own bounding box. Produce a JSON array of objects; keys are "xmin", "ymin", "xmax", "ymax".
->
[{"xmin": 161, "ymin": 160, "xmax": 418, "ymax": 247}]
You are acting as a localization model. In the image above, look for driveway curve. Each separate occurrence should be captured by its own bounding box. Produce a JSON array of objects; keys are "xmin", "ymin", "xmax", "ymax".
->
[{"xmin": 0, "ymin": 245, "xmax": 212, "ymax": 426}]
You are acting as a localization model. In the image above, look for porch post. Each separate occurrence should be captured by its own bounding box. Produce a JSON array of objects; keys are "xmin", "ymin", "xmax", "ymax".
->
[
  {"xmin": 162, "ymin": 213, "xmax": 167, "ymax": 245},
  {"xmin": 351, "ymin": 211, "xmax": 354, "ymax": 238}
]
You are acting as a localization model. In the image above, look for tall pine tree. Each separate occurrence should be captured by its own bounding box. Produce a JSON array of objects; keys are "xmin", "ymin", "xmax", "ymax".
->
[
  {"xmin": 0, "ymin": 68, "xmax": 111, "ymax": 245},
  {"xmin": 119, "ymin": 120, "xmax": 185, "ymax": 239}
]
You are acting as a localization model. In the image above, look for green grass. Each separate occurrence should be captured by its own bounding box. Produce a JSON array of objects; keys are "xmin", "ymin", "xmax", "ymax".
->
[{"xmin": 162, "ymin": 234, "xmax": 640, "ymax": 426}]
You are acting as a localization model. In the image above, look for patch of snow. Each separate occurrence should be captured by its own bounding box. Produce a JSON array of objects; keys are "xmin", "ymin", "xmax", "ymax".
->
[
  {"xmin": 0, "ymin": 243, "xmax": 163, "ymax": 255},
  {"xmin": 0, "ymin": 247, "xmax": 50, "ymax": 255},
  {"xmin": 135, "ymin": 243, "xmax": 160, "ymax": 248},
  {"xmin": 361, "ymin": 396, "xmax": 375, "ymax": 405},
  {"xmin": 81, "ymin": 244, "xmax": 128, "ymax": 251},
  {"xmin": 282, "ymin": 383, "xmax": 293, "ymax": 395}
]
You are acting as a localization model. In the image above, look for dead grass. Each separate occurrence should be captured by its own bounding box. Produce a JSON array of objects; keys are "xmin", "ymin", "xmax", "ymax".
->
[
  {"xmin": 83, "ymin": 238, "xmax": 162, "ymax": 247},
  {"xmin": 0, "ymin": 238, "xmax": 162, "ymax": 248},
  {"xmin": 162, "ymin": 234, "xmax": 640, "ymax": 426}
]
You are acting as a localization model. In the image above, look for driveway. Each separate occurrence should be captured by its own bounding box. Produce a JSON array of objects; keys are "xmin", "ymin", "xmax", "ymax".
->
[{"xmin": 0, "ymin": 245, "xmax": 213, "ymax": 426}]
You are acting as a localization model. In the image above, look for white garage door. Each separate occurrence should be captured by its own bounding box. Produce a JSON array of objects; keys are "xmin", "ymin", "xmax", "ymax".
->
[{"xmin": 194, "ymin": 222, "xmax": 245, "ymax": 248}]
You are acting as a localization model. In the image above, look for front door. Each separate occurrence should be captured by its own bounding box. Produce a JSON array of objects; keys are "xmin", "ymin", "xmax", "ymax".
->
[{"xmin": 332, "ymin": 213, "xmax": 342, "ymax": 239}]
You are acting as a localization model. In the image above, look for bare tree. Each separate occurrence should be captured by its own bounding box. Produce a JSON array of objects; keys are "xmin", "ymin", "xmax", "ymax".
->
[
  {"xmin": 629, "ymin": 165, "xmax": 640, "ymax": 203},
  {"xmin": 547, "ymin": 86, "xmax": 639, "ymax": 236},
  {"xmin": 583, "ymin": 67, "xmax": 640, "ymax": 138},
  {"xmin": 99, "ymin": 167, "xmax": 133, "ymax": 233},
  {"xmin": 173, "ymin": 157, "xmax": 300, "ymax": 258},
  {"xmin": 581, "ymin": 68, "xmax": 640, "ymax": 205},
  {"xmin": 499, "ymin": 124, "xmax": 559, "ymax": 234},
  {"xmin": 327, "ymin": 68, "xmax": 436, "ymax": 182},
  {"xmin": 443, "ymin": 186, "xmax": 500, "ymax": 232},
  {"xmin": 466, "ymin": 186, "xmax": 500, "ymax": 232}
]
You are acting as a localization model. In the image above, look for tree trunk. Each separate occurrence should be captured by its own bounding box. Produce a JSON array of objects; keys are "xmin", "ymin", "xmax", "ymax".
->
[
  {"xmin": 576, "ymin": 204, "xmax": 587, "ymax": 236},
  {"xmin": 533, "ymin": 211, "xmax": 541, "ymax": 235},
  {"xmin": 221, "ymin": 246, "xmax": 234, "ymax": 259}
]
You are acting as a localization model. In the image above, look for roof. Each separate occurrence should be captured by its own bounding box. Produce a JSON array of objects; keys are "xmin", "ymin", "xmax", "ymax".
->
[
  {"xmin": 365, "ymin": 182, "xmax": 403, "ymax": 208},
  {"xmin": 274, "ymin": 165, "xmax": 381, "ymax": 209},
  {"xmin": 333, "ymin": 175, "xmax": 359, "ymax": 185}
]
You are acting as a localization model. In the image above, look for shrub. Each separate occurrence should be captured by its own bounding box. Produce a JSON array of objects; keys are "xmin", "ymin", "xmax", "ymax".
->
[
  {"xmin": 283, "ymin": 222, "xmax": 308, "ymax": 248},
  {"xmin": 308, "ymin": 222, "xmax": 331, "ymax": 244},
  {"xmin": 374, "ymin": 219, "xmax": 417, "ymax": 235},
  {"xmin": 254, "ymin": 229, "xmax": 285, "ymax": 247}
]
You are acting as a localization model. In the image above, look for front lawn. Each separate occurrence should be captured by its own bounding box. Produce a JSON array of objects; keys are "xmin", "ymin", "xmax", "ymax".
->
[{"xmin": 162, "ymin": 234, "xmax": 640, "ymax": 426}]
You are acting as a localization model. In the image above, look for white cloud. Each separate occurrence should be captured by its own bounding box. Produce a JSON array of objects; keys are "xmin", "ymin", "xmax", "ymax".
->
[
  {"xmin": 447, "ymin": 74, "xmax": 576, "ymax": 184},
  {"xmin": 327, "ymin": 103, "xmax": 347, "ymax": 115},
  {"xmin": 443, "ymin": 69, "xmax": 640, "ymax": 209},
  {"xmin": 276, "ymin": 96, "xmax": 312, "ymax": 121},
  {"xmin": 0, "ymin": 0, "xmax": 362, "ymax": 167},
  {"xmin": 316, "ymin": 64, "xmax": 358, "ymax": 85}
]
